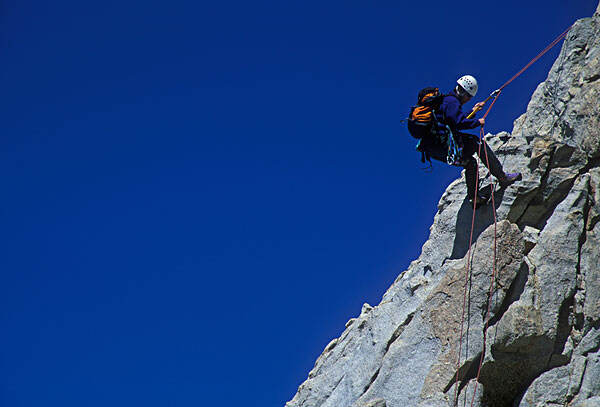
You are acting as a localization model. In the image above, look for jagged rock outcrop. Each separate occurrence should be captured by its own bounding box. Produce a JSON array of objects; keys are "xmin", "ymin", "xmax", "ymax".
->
[{"xmin": 287, "ymin": 4, "xmax": 600, "ymax": 407}]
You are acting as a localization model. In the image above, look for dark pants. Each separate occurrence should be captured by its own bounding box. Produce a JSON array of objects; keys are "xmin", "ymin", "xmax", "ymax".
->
[{"xmin": 424, "ymin": 132, "xmax": 505, "ymax": 198}]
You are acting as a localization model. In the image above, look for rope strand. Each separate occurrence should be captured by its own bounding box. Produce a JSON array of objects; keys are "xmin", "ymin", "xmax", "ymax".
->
[
  {"xmin": 452, "ymin": 25, "xmax": 571, "ymax": 406},
  {"xmin": 468, "ymin": 124, "xmax": 499, "ymax": 407},
  {"xmin": 499, "ymin": 25, "xmax": 572, "ymax": 92}
]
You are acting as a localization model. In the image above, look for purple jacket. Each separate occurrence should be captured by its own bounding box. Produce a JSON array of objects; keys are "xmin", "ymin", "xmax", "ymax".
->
[{"xmin": 438, "ymin": 91, "xmax": 480, "ymax": 132}]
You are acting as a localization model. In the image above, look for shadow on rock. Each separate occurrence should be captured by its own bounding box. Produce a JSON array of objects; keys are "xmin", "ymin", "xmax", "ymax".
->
[{"xmin": 451, "ymin": 184, "xmax": 507, "ymax": 259}]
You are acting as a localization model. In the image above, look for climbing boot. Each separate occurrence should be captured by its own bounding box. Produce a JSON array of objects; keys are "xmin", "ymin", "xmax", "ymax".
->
[
  {"xmin": 468, "ymin": 191, "xmax": 490, "ymax": 210},
  {"xmin": 499, "ymin": 172, "xmax": 522, "ymax": 188}
]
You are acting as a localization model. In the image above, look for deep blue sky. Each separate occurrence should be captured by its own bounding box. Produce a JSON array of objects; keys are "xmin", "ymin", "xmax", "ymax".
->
[{"xmin": 1, "ymin": 1, "xmax": 596, "ymax": 406}]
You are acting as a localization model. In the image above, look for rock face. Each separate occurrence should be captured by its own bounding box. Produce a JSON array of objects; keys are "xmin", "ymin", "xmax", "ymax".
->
[{"xmin": 287, "ymin": 5, "xmax": 600, "ymax": 407}]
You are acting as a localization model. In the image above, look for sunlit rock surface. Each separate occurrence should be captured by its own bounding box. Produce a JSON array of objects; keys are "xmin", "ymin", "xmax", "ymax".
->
[{"xmin": 287, "ymin": 5, "xmax": 600, "ymax": 407}]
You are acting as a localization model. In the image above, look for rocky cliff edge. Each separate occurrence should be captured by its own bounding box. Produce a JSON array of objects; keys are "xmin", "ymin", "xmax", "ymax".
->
[{"xmin": 287, "ymin": 4, "xmax": 600, "ymax": 407}]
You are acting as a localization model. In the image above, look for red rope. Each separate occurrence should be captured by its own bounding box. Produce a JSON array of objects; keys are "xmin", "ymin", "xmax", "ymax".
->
[
  {"xmin": 454, "ymin": 91, "xmax": 499, "ymax": 406},
  {"xmin": 468, "ymin": 110, "xmax": 499, "ymax": 407},
  {"xmin": 497, "ymin": 25, "xmax": 572, "ymax": 92},
  {"xmin": 453, "ymin": 149, "xmax": 482, "ymax": 405},
  {"xmin": 453, "ymin": 25, "xmax": 572, "ymax": 405}
]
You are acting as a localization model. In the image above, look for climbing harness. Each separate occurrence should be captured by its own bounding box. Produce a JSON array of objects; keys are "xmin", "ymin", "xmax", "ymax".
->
[
  {"xmin": 446, "ymin": 126, "xmax": 467, "ymax": 167},
  {"xmin": 452, "ymin": 24, "xmax": 573, "ymax": 407},
  {"xmin": 407, "ymin": 87, "xmax": 459, "ymax": 168}
]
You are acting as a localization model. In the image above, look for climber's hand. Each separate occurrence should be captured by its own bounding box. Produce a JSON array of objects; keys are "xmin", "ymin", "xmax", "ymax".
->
[
  {"xmin": 474, "ymin": 102, "xmax": 486, "ymax": 111},
  {"xmin": 479, "ymin": 118, "xmax": 485, "ymax": 126}
]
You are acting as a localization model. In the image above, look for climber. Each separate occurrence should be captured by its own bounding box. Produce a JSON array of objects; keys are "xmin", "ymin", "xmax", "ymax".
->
[{"xmin": 420, "ymin": 75, "xmax": 522, "ymax": 208}]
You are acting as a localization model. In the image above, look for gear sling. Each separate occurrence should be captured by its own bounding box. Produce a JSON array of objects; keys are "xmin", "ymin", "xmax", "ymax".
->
[{"xmin": 407, "ymin": 87, "xmax": 465, "ymax": 166}]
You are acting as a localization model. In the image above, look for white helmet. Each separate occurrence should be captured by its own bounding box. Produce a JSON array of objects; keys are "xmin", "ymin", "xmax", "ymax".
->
[{"xmin": 457, "ymin": 75, "xmax": 478, "ymax": 97}]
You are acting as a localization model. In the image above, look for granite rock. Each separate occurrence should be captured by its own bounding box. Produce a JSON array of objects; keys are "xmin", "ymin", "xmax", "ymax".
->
[{"xmin": 287, "ymin": 6, "xmax": 600, "ymax": 407}]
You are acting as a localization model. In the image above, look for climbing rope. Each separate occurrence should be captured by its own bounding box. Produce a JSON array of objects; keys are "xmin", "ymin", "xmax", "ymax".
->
[
  {"xmin": 467, "ymin": 24, "xmax": 573, "ymax": 120},
  {"xmin": 452, "ymin": 24, "xmax": 573, "ymax": 407},
  {"xmin": 466, "ymin": 103, "xmax": 501, "ymax": 407}
]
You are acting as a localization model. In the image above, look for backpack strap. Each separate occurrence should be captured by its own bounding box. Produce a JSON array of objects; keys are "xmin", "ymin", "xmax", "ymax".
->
[{"xmin": 415, "ymin": 139, "xmax": 432, "ymax": 169}]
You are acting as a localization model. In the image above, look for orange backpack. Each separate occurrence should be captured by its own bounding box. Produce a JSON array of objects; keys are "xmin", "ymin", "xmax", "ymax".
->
[{"xmin": 407, "ymin": 87, "xmax": 444, "ymax": 139}]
